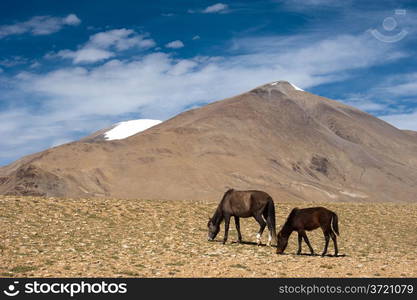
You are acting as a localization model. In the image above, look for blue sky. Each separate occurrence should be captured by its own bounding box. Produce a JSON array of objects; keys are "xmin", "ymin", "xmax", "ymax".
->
[{"xmin": 1, "ymin": 0, "xmax": 417, "ymax": 166}]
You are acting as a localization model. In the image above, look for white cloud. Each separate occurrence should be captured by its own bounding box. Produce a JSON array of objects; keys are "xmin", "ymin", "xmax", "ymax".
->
[
  {"xmin": 55, "ymin": 29, "xmax": 156, "ymax": 64},
  {"xmin": 202, "ymin": 3, "xmax": 229, "ymax": 13},
  {"xmin": 30, "ymin": 62, "xmax": 41, "ymax": 69},
  {"xmin": 0, "ymin": 14, "xmax": 81, "ymax": 39},
  {"xmin": 17, "ymin": 33, "xmax": 406, "ymax": 121},
  {"xmin": 87, "ymin": 29, "xmax": 155, "ymax": 50},
  {"xmin": 379, "ymin": 73, "xmax": 417, "ymax": 97},
  {"xmin": 277, "ymin": 0, "xmax": 352, "ymax": 10},
  {"xmin": 63, "ymin": 14, "xmax": 81, "ymax": 25},
  {"xmin": 192, "ymin": 35, "xmax": 201, "ymax": 40},
  {"xmin": 165, "ymin": 40, "xmax": 184, "ymax": 49},
  {"xmin": 57, "ymin": 48, "xmax": 115, "ymax": 64},
  {"xmin": 188, "ymin": 3, "xmax": 229, "ymax": 14},
  {"xmin": 0, "ymin": 56, "xmax": 28, "ymax": 67},
  {"xmin": 340, "ymin": 94, "xmax": 389, "ymax": 113}
]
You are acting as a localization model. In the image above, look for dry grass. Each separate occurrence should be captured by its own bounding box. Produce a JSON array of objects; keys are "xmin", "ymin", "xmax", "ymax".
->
[{"xmin": 0, "ymin": 196, "xmax": 416, "ymax": 277}]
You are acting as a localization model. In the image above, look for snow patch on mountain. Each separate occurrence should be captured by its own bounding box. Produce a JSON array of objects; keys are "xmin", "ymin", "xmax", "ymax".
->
[
  {"xmin": 270, "ymin": 81, "xmax": 304, "ymax": 91},
  {"xmin": 104, "ymin": 119, "xmax": 162, "ymax": 140},
  {"xmin": 289, "ymin": 82, "xmax": 304, "ymax": 91}
]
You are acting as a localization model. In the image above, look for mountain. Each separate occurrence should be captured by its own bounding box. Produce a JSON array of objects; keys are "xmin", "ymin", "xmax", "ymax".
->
[{"xmin": 1, "ymin": 81, "xmax": 416, "ymax": 202}]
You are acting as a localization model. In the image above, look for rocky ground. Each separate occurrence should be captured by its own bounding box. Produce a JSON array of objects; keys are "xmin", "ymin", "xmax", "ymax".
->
[{"xmin": 0, "ymin": 196, "xmax": 416, "ymax": 277}]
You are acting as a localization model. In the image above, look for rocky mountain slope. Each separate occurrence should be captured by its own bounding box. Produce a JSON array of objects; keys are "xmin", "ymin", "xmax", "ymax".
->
[{"xmin": 1, "ymin": 81, "xmax": 416, "ymax": 202}]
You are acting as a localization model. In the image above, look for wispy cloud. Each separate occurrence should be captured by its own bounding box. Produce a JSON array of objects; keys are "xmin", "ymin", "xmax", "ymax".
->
[
  {"xmin": 276, "ymin": 0, "xmax": 352, "ymax": 11},
  {"xmin": 229, "ymin": 33, "xmax": 407, "ymax": 80},
  {"xmin": 340, "ymin": 94, "xmax": 389, "ymax": 113},
  {"xmin": 54, "ymin": 29, "xmax": 156, "ymax": 64},
  {"xmin": 165, "ymin": 40, "xmax": 184, "ymax": 49},
  {"xmin": 0, "ymin": 14, "xmax": 81, "ymax": 39},
  {"xmin": 188, "ymin": 3, "xmax": 229, "ymax": 14},
  {"xmin": 0, "ymin": 56, "xmax": 28, "ymax": 68},
  {"xmin": 379, "ymin": 72, "xmax": 417, "ymax": 97},
  {"xmin": 202, "ymin": 3, "xmax": 229, "ymax": 13},
  {"xmin": 8, "ymin": 31, "xmax": 407, "ymax": 128},
  {"xmin": 339, "ymin": 71, "xmax": 417, "ymax": 131},
  {"xmin": 380, "ymin": 111, "xmax": 417, "ymax": 131}
]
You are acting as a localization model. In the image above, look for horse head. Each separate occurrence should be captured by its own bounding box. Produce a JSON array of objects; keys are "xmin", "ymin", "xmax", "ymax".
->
[{"xmin": 207, "ymin": 217, "xmax": 220, "ymax": 241}]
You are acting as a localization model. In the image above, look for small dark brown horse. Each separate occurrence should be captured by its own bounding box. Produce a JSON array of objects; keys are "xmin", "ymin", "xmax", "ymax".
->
[
  {"xmin": 276, "ymin": 207, "xmax": 339, "ymax": 256},
  {"xmin": 208, "ymin": 189, "xmax": 277, "ymax": 246}
]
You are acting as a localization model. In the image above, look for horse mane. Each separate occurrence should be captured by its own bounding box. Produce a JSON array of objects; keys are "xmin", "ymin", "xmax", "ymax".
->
[
  {"xmin": 211, "ymin": 189, "xmax": 235, "ymax": 225},
  {"xmin": 284, "ymin": 207, "xmax": 299, "ymax": 226}
]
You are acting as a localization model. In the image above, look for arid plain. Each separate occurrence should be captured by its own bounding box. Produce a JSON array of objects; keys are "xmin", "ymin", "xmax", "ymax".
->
[{"xmin": 1, "ymin": 196, "xmax": 416, "ymax": 277}]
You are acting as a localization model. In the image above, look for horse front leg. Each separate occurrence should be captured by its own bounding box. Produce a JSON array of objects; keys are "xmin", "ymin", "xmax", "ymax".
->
[
  {"xmin": 297, "ymin": 232, "xmax": 303, "ymax": 255},
  {"xmin": 223, "ymin": 215, "xmax": 231, "ymax": 245},
  {"xmin": 234, "ymin": 216, "xmax": 242, "ymax": 243},
  {"xmin": 301, "ymin": 231, "xmax": 315, "ymax": 255}
]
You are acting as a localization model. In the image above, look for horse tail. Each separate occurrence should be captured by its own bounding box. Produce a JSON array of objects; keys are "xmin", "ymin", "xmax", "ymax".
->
[
  {"xmin": 266, "ymin": 197, "xmax": 277, "ymax": 243},
  {"xmin": 331, "ymin": 212, "xmax": 339, "ymax": 236}
]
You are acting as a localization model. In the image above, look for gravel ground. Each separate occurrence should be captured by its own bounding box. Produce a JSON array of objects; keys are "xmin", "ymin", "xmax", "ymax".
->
[{"xmin": 1, "ymin": 196, "xmax": 416, "ymax": 277}]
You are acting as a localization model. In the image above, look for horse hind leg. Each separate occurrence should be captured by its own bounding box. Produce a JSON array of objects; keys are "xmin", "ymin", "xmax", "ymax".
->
[
  {"xmin": 254, "ymin": 214, "xmax": 266, "ymax": 246},
  {"xmin": 266, "ymin": 223, "xmax": 274, "ymax": 247},
  {"xmin": 262, "ymin": 211, "xmax": 274, "ymax": 247},
  {"xmin": 330, "ymin": 231, "xmax": 338, "ymax": 256},
  {"xmin": 267, "ymin": 231, "xmax": 272, "ymax": 247},
  {"xmin": 321, "ymin": 232, "xmax": 330, "ymax": 257}
]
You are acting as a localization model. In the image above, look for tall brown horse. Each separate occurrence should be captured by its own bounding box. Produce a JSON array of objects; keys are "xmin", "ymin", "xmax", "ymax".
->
[
  {"xmin": 207, "ymin": 189, "xmax": 277, "ymax": 246},
  {"xmin": 276, "ymin": 207, "xmax": 339, "ymax": 256}
]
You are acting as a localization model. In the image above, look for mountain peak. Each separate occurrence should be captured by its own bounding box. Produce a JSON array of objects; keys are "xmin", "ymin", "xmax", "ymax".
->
[
  {"xmin": 248, "ymin": 80, "xmax": 305, "ymax": 99},
  {"xmin": 269, "ymin": 80, "xmax": 304, "ymax": 91}
]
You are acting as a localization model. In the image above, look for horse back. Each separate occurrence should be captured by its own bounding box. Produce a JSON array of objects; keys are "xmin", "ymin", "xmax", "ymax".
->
[
  {"xmin": 292, "ymin": 207, "xmax": 333, "ymax": 231},
  {"xmin": 221, "ymin": 190, "xmax": 271, "ymax": 217}
]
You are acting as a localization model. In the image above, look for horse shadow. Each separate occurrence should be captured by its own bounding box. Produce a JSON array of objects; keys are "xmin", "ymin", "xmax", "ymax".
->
[
  {"xmin": 210, "ymin": 240, "xmax": 347, "ymax": 257},
  {"xmin": 210, "ymin": 240, "xmax": 269, "ymax": 247},
  {"xmin": 292, "ymin": 253, "xmax": 347, "ymax": 258},
  {"xmin": 230, "ymin": 240, "xmax": 269, "ymax": 247}
]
